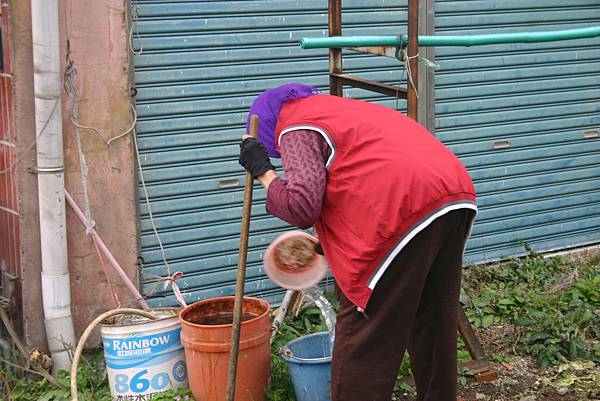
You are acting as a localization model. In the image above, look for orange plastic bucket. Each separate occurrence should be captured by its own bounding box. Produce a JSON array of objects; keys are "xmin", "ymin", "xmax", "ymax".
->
[{"xmin": 179, "ymin": 296, "xmax": 271, "ymax": 401}]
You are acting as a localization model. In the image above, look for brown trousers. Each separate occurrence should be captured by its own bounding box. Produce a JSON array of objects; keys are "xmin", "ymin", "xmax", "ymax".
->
[{"xmin": 331, "ymin": 209, "xmax": 475, "ymax": 401}]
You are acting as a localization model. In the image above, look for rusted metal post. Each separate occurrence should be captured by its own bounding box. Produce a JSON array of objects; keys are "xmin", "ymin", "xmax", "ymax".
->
[
  {"xmin": 329, "ymin": 0, "xmax": 343, "ymax": 97},
  {"xmin": 407, "ymin": 0, "xmax": 419, "ymax": 120},
  {"xmin": 226, "ymin": 115, "xmax": 259, "ymax": 401},
  {"xmin": 457, "ymin": 304, "xmax": 487, "ymax": 361},
  {"xmin": 457, "ymin": 304, "xmax": 496, "ymax": 379}
]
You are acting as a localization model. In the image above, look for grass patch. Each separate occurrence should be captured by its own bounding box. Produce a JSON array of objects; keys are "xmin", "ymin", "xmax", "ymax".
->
[
  {"xmin": 463, "ymin": 244, "xmax": 599, "ymax": 369},
  {"xmin": 0, "ymin": 349, "xmax": 193, "ymax": 401},
  {"xmin": 2, "ymin": 352, "xmax": 110, "ymax": 401}
]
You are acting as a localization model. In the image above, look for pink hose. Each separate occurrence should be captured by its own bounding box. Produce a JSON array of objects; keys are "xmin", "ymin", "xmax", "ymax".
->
[{"xmin": 64, "ymin": 189, "xmax": 150, "ymax": 310}]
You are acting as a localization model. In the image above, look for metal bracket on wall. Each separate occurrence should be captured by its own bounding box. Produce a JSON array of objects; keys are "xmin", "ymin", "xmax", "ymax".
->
[
  {"xmin": 0, "ymin": 267, "xmax": 18, "ymax": 306},
  {"xmin": 0, "ymin": 295, "xmax": 26, "ymax": 359},
  {"xmin": 0, "ymin": 295, "xmax": 9, "ymax": 310},
  {"xmin": 27, "ymin": 165, "xmax": 65, "ymax": 174}
]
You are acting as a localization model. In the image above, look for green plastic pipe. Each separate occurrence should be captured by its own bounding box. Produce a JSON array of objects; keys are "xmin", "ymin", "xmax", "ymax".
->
[{"xmin": 300, "ymin": 26, "xmax": 600, "ymax": 49}]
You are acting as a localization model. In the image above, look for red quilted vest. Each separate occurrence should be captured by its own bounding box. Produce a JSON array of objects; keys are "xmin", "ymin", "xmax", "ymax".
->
[{"xmin": 274, "ymin": 95, "xmax": 477, "ymax": 310}]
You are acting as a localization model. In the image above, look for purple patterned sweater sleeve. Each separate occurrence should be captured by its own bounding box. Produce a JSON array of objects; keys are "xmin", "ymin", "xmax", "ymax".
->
[{"xmin": 266, "ymin": 129, "xmax": 329, "ymax": 229}]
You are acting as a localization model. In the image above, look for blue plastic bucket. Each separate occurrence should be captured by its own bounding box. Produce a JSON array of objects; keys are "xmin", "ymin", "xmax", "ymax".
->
[{"xmin": 281, "ymin": 332, "xmax": 333, "ymax": 401}]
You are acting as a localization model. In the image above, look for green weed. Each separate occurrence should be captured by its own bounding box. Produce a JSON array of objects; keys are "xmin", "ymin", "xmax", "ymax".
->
[
  {"xmin": 149, "ymin": 388, "xmax": 194, "ymax": 401},
  {"xmin": 457, "ymin": 366, "xmax": 475, "ymax": 386},
  {"xmin": 3, "ymin": 352, "xmax": 111, "ymax": 401},
  {"xmin": 463, "ymin": 244, "xmax": 599, "ymax": 368},
  {"xmin": 267, "ymin": 290, "xmax": 337, "ymax": 401},
  {"xmin": 394, "ymin": 380, "xmax": 416, "ymax": 396}
]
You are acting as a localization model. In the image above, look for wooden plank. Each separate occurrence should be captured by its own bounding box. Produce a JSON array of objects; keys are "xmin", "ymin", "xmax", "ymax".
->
[{"xmin": 348, "ymin": 46, "xmax": 398, "ymax": 58}]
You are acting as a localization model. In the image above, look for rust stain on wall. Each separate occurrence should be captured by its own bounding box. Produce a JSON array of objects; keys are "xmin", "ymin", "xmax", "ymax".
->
[{"xmin": 61, "ymin": 0, "xmax": 137, "ymax": 343}]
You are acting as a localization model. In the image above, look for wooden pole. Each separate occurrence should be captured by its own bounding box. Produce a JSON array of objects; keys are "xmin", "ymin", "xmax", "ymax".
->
[
  {"xmin": 407, "ymin": 0, "xmax": 419, "ymax": 120},
  {"xmin": 226, "ymin": 114, "xmax": 259, "ymax": 401}
]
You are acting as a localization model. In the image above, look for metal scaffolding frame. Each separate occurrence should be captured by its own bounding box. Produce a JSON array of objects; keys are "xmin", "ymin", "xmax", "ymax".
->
[{"xmin": 325, "ymin": 0, "xmax": 497, "ymax": 380}]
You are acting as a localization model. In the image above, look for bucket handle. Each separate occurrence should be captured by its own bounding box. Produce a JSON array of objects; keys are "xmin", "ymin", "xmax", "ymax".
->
[{"xmin": 279, "ymin": 346, "xmax": 332, "ymax": 363}]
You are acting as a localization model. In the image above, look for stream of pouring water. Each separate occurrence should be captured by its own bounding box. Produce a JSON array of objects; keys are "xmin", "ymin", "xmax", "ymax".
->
[{"xmin": 302, "ymin": 286, "xmax": 336, "ymax": 355}]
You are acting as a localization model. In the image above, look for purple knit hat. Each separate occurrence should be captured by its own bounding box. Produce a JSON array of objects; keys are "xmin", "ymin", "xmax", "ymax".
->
[{"xmin": 246, "ymin": 83, "xmax": 319, "ymax": 158}]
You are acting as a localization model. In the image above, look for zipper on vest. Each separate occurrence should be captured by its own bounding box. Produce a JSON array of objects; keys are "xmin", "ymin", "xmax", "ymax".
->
[{"xmin": 356, "ymin": 307, "xmax": 370, "ymax": 320}]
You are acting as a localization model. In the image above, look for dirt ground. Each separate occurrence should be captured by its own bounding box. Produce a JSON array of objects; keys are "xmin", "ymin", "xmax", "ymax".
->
[{"xmin": 394, "ymin": 325, "xmax": 600, "ymax": 401}]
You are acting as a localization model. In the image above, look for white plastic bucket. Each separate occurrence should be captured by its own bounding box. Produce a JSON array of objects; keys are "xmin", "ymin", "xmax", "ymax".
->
[{"xmin": 100, "ymin": 308, "xmax": 187, "ymax": 399}]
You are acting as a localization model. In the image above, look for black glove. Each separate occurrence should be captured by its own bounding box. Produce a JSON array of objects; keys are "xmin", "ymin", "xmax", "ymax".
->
[{"xmin": 239, "ymin": 137, "xmax": 275, "ymax": 178}]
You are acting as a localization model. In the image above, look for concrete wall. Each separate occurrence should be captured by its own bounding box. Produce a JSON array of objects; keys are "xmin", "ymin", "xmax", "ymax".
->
[
  {"xmin": 11, "ymin": 0, "xmax": 44, "ymax": 348},
  {"xmin": 11, "ymin": 0, "xmax": 138, "ymax": 349}
]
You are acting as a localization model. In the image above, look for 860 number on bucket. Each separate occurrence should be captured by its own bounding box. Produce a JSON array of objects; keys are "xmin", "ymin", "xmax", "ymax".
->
[{"xmin": 114, "ymin": 370, "xmax": 170, "ymax": 393}]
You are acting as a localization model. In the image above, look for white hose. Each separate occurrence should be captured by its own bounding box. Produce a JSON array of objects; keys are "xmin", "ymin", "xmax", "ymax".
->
[{"xmin": 70, "ymin": 308, "xmax": 157, "ymax": 401}]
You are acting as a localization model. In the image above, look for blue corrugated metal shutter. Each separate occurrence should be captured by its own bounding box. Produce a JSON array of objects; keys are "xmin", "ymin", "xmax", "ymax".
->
[
  {"xmin": 132, "ymin": 1, "xmax": 410, "ymax": 306},
  {"xmin": 435, "ymin": 0, "xmax": 600, "ymax": 263}
]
